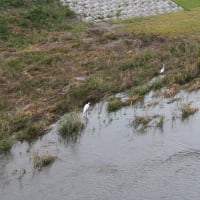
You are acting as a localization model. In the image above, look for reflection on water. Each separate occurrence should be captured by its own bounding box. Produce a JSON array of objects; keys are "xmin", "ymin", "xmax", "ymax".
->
[{"xmin": 1, "ymin": 90, "xmax": 200, "ymax": 200}]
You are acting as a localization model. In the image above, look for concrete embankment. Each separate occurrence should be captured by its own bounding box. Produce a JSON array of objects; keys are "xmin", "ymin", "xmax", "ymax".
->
[{"xmin": 61, "ymin": 0, "xmax": 182, "ymax": 22}]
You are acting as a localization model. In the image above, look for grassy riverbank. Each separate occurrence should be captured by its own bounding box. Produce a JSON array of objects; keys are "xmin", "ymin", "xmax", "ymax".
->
[
  {"xmin": 1, "ymin": 0, "xmax": 200, "ymax": 152},
  {"xmin": 172, "ymin": 0, "xmax": 200, "ymax": 9},
  {"xmin": 113, "ymin": 7, "xmax": 200, "ymax": 37}
]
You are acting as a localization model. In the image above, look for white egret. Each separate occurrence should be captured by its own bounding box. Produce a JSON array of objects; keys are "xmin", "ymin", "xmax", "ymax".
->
[
  {"xmin": 83, "ymin": 102, "xmax": 90, "ymax": 115},
  {"xmin": 160, "ymin": 64, "xmax": 165, "ymax": 74}
]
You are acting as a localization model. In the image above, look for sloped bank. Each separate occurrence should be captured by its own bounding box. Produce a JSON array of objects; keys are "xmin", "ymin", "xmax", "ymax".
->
[{"xmin": 1, "ymin": 0, "xmax": 200, "ymax": 152}]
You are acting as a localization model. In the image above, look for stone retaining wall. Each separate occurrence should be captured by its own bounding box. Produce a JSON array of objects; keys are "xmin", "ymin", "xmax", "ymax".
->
[{"xmin": 61, "ymin": 0, "xmax": 182, "ymax": 22}]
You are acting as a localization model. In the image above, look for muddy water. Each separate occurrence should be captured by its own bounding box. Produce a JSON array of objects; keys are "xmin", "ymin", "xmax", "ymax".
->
[{"xmin": 1, "ymin": 90, "xmax": 200, "ymax": 200}]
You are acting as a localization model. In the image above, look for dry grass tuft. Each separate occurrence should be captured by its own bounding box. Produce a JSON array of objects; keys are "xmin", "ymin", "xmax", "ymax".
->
[
  {"xmin": 164, "ymin": 84, "xmax": 180, "ymax": 98},
  {"xmin": 187, "ymin": 79, "xmax": 200, "ymax": 91},
  {"xmin": 180, "ymin": 103, "xmax": 199, "ymax": 120},
  {"xmin": 133, "ymin": 114, "xmax": 163, "ymax": 132},
  {"xmin": 33, "ymin": 151, "xmax": 56, "ymax": 170},
  {"xmin": 134, "ymin": 115, "xmax": 153, "ymax": 128},
  {"xmin": 127, "ymin": 94, "xmax": 141, "ymax": 104}
]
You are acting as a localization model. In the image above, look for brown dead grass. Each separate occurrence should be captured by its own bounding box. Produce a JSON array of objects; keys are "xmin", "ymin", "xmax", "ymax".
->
[
  {"xmin": 33, "ymin": 151, "xmax": 56, "ymax": 170},
  {"xmin": 127, "ymin": 94, "xmax": 141, "ymax": 104},
  {"xmin": 164, "ymin": 84, "xmax": 181, "ymax": 98}
]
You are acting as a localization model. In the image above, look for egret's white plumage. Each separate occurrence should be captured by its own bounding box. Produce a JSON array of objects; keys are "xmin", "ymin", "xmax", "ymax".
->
[
  {"xmin": 83, "ymin": 102, "xmax": 90, "ymax": 114},
  {"xmin": 160, "ymin": 64, "xmax": 165, "ymax": 74}
]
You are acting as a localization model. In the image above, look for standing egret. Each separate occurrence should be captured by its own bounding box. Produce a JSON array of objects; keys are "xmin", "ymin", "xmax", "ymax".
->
[
  {"xmin": 160, "ymin": 64, "xmax": 165, "ymax": 74},
  {"xmin": 83, "ymin": 102, "xmax": 90, "ymax": 115}
]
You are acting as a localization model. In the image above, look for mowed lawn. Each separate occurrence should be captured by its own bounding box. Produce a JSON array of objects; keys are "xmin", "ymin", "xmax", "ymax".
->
[
  {"xmin": 172, "ymin": 0, "xmax": 200, "ymax": 9},
  {"xmin": 115, "ymin": 7, "xmax": 200, "ymax": 37}
]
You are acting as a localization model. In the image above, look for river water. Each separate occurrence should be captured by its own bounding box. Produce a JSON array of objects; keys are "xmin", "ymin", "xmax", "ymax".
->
[{"xmin": 1, "ymin": 90, "xmax": 200, "ymax": 200}]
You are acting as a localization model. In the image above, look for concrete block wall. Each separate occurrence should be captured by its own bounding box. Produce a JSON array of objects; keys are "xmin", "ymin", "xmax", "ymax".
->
[{"xmin": 61, "ymin": 0, "xmax": 182, "ymax": 22}]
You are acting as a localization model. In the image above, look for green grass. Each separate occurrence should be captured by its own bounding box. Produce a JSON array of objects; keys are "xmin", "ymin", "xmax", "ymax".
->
[
  {"xmin": 0, "ymin": 0, "xmax": 79, "ymax": 49},
  {"xmin": 0, "ymin": 138, "xmax": 13, "ymax": 153},
  {"xmin": 129, "ymin": 85, "xmax": 150, "ymax": 97},
  {"xmin": 0, "ymin": 97, "xmax": 9, "ymax": 111},
  {"xmin": 114, "ymin": 7, "xmax": 200, "ymax": 37},
  {"xmin": 107, "ymin": 97, "xmax": 128, "ymax": 112},
  {"xmin": 121, "ymin": 50, "xmax": 156, "ymax": 70},
  {"xmin": 173, "ymin": 0, "xmax": 200, "ymax": 9},
  {"xmin": 0, "ymin": 0, "xmax": 26, "ymax": 7},
  {"xmin": 0, "ymin": 111, "xmax": 42, "ymax": 144},
  {"xmin": 1, "ymin": 57, "xmax": 25, "ymax": 77},
  {"xmin": 21, "ymin": 2, "xmax": 74, "ymax": 30},
  {"xmin": 65, "ymin": 75, "xmax": 118, "ymax": 109},
  {"xmin": 150, "ymin": 78, "xmax": 165, "ymax": 90},
  {"xmin": 16, "ymin": 120, "xmax": 41, "ymax": 141}
]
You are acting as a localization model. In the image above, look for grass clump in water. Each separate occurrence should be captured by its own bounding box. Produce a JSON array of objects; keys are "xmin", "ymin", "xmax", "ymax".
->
[
  {"xmin": 107, "ymin": 97, "xmax": 128, "ymax": 112},
  {"xmin": 129, "ymin": 85, "xmax": 150, "ymax": 97},
  {"xmin": 0, "ymin": 138, "xmax": 13, "ymax": 153},
  {"xmin": 133, "ymin": 114, "xmax": 161, "ymax": 132},
  {"xmin": 58, "ymin": 113, "xmax": 84, "ymax": 137},
  {"xmin": 134, "ymin": 115, "xmax": 153, "ymax": 129},
  {"xmin": 33, "ymin": 151, "xmax": 56, "ymax": 170},
  {"xmin": 180, "ymin": 103, "xmax": 199, "ymax": 120}
]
